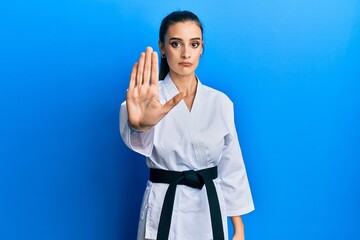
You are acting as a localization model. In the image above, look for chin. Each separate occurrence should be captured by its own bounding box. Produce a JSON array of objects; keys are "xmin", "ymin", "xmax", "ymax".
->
[
  {"xmin": 175, "ymin": 68, "xmax": 196, "ymax": 76},
  {"xmin": 175, "ymin": 72, "xmax": 195, "ymax": 78}
]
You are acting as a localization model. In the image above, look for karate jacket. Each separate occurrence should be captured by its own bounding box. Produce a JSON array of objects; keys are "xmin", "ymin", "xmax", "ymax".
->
[{"xmin": 120, "ymin": 74, "xmax": 254, "ymax": 240}]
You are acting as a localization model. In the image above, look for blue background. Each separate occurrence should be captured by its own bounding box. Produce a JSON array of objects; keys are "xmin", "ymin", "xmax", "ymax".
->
[{"xmin": 1, "ymin": 0, "xmax": 359, "ymax": 239}]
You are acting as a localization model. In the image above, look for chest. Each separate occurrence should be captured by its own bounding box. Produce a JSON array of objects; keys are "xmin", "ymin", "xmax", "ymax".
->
[
  {"xmin": 152, "ymin": 103, "xmax": 229, "ymax": 168},
  {"xmin": 183, "ymin": 93, "xmax": 196, "ymax": 112}
]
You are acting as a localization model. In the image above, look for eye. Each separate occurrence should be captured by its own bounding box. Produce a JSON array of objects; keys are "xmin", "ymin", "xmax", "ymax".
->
[
  {"xmin": 191, "ymin": 41, "xmax": 200, "ymax": 48},
  {"xmin": 170, "ymin": 41, "xmax": 181, "ymax": 48}
]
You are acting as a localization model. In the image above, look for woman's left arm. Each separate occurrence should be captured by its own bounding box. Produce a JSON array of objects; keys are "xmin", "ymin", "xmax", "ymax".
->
[
  {"xmin": 217, "ymin": 98, "xmax": 254, "ymax": 239},
  {"xmin": 230, "ymin": 216, "xmax": 244, "ymax": 240}
]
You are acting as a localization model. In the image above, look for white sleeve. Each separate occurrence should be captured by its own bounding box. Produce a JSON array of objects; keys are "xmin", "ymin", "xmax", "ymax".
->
[
  {"xmin": 119, "ymin": 101, "xmax": 154, "ymax": 157},
  {"xmin": 218, "ymin": 101, "xmax": 255, "ymax": 216}
]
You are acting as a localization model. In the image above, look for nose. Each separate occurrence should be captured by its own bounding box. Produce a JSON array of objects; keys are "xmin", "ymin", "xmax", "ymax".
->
[{"xmin": 181, "ymin": 45, "xmax": 190, "ymax": 59}]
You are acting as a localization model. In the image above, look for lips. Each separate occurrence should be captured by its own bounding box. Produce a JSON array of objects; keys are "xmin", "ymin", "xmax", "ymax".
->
[{"xmin": 179, "ymin": 62, "xmax": 193, "ymax": 67}]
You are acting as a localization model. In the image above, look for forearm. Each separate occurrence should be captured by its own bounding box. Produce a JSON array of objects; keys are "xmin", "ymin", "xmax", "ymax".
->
[{"xmin": 230, "ymin": 216, "xmax": 244, "ymax": 240}]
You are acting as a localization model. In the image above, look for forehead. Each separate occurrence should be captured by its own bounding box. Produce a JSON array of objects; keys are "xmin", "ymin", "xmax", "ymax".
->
[{"xmin": 166, "ymin": 21, "xmax": 202, "ymax": 40}]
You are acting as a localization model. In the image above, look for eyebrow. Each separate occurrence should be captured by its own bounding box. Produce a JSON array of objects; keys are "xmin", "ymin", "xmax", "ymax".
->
[{"xmin": 169, "ymin": 37, "xmax": 202, "ymax": 41}]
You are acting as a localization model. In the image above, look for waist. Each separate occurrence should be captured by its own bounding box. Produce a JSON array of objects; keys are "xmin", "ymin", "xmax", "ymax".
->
[
  {"xmin": 149, "ymin": 166, "xmax": 218, "ymax": 189},
  {"xmin": 149, "ymin": 165, "xmax": 225, "ymax": 240}
]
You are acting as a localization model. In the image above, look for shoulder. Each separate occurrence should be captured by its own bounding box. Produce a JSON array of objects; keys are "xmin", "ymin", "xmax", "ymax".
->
[{"xmin": 201, "ymin": 83, "xmax": 234, "ymax": 108}]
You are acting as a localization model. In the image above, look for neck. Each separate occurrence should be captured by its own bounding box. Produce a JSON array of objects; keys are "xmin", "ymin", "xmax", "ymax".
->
[{"xmin": 169, "ymin": 72, "xmax": 198, "ymax": 96}]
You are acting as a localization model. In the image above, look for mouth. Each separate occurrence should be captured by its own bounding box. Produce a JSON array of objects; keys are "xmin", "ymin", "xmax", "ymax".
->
[{"xmin": 179, "ymin": 62, "xmax": 193, "ymax": 67}]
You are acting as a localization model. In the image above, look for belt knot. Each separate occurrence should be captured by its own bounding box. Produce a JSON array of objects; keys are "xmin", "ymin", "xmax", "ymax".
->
[{"xmin": 182, "ymin": 170, "xmax": 204, "ymax": 189}]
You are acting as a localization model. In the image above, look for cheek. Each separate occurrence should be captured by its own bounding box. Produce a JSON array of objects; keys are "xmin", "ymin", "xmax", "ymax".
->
[
  {"xmin": 166, "ymin": 55, "xmax": 177, "ymax": 68},
  {"xmin": 166, "ymin": 51, "xmax": 180, "ymax": 65},
  {"xmin": 193, "ymin": 48, "xmax": 202, "ymax": 58},
  {"xmin": 165, "ymin": 50, "xmax": 176, "ymax": 61},
  {"xmin": 193, "ymin": 52, "xmax": 202, "ymax": 63}
]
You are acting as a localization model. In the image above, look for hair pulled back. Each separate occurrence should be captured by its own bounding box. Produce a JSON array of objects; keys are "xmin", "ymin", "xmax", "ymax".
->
[{"xmin": 159, "ymin": 10, "xmax": 204, "ymax": 80}]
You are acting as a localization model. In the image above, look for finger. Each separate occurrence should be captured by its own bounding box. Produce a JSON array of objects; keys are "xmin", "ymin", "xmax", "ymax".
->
[
  {"xmin": 150, "ymin": 51, "xmax": 159, "ymax": 86},
  {"xmin": 143, "ymin": 47, "xmax": 153, "ymax": 86},
  {"xmin": 136, "ymin": 52, "xmax": 145, "ymax": 87},
  {"xmin": 129, "ymin": 62, "xmax": 138, "ymax": 89},
  {"xmin": 162, "ymin": 92, "xmax": 185, "ymax": 115}
]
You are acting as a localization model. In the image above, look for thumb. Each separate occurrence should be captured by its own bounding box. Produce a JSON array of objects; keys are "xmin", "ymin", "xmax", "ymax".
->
[{"xmin": 162, "ymin": 92, "xmax": 186, "ymax": 115}]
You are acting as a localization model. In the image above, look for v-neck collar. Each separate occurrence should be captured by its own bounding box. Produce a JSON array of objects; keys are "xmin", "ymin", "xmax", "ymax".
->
[
  {"xmin": 162, "ymin": 74, "xmax": 202, "ymax": 115},
  {"xmin": 161, "ymin": 74, "xmax": 209, "ymax": 168}
]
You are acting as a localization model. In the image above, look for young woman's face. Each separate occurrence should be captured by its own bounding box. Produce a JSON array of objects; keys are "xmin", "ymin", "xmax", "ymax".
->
[{"xmin": 160, "ymin": 21, "xmax": 203, "ymax": 78}]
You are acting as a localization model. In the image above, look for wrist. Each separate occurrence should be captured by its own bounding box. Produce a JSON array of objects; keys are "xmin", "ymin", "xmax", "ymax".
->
[
  {"xmin": 230, "ymin": 216, "xmax": 244, "ymax": 236},
  {"xmin": 127, "ymin": 121, "xmax": 148, "ymax": 133}
]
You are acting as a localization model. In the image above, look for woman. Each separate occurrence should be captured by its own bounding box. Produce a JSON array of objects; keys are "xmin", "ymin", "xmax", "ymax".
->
[{"xmin": 120, "ymin": 10, "xmax": 254, "ymax": 240}]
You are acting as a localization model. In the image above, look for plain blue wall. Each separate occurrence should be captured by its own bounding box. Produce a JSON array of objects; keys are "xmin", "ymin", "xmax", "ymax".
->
[{"xmin": 1, "ymin": 0, "xmax": 359, "ymax": 239}]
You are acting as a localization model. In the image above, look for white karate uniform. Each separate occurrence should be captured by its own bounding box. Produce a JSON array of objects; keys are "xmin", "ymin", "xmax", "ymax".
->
[{"xmin": 120, "ymin": 74, "xmax": 254, "ymax": 240}]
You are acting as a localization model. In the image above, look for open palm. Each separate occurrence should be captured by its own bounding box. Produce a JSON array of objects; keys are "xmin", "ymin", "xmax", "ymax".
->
[{"xmin": 126, "ymin": 47, "xmax": 185, "ymax": 132}]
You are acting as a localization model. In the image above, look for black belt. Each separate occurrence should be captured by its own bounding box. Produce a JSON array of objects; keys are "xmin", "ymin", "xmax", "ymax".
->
[{"xmin": 149, "ymin": 166, "xmax": 225, "ymax": 240}]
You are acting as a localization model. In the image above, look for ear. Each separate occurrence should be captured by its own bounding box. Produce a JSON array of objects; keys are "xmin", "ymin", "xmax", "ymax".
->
[
  {"xmin": 158, "ymin": 40, "xmax": 165, "ymax": 55},
  {"xmin": 200, "ymin": 41, "xmax": 204, "ymax": 55}
]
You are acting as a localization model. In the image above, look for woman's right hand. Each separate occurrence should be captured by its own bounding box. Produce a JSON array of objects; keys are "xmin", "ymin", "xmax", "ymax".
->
[{"xmin": 126, "ymin": 47, "xmax": 185, "ymax": 132}]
